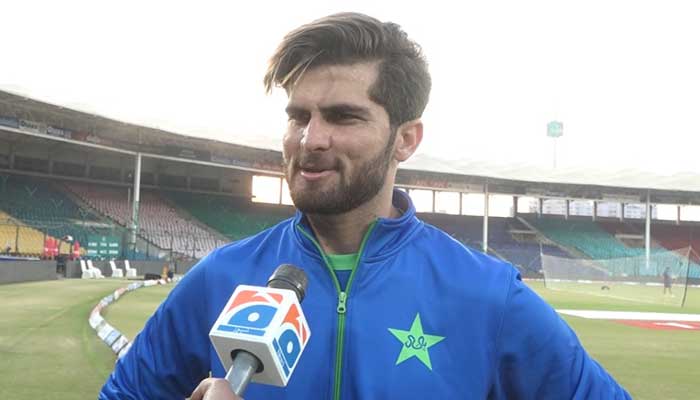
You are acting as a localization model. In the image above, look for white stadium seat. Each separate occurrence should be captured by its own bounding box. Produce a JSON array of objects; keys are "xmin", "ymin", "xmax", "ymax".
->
[
  {"xmin": 109, "ymin": 260, "xmax": 124, "ymax": 278},
  {"xmin": 80, "ymin": 259, "xmax": 94, "ymax": 279},
  {"xmin": 124, "ymin": 260, "xmax": 137, "ymax": 278},
  {"xmin": 87, "ymin": 259, "xmax": 104, "ymax": 278}
]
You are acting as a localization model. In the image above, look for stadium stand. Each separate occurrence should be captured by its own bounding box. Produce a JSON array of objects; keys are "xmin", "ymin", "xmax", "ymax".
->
[
  {"xmin": 417, "ymin": 213, "xmax": 568, "ymax": 276},
  {"xmin": 165, "ymin": 191, "xmax": 294, "ymax": 241},
  {"xmin": 650, "ymin": 224, "xmax": 700, "ymax": 263},
  {"xmin": 597, "ymin": 220, "xmax": 643, "ymax": 236},
  {"xmin": 63, "ymin": 183, "xmax": 227, "ymax": 258},
  {"xmin": 527, "ymin": 217, "xmax": 645, "ymax": 259},
  {"xmin": 0, "ymin": 176, "xmax": 106, "ymax": 256},
  {"xmin": 3, "ymin": 89, "xmax": 700, "ymax": 294},
  {"xmin": 0, "ymin": 211, "xmax": 47, "ymax": 256},
  {"xmin": 527, "ymin": 216, "xmax": 700, "ymax": 278}
]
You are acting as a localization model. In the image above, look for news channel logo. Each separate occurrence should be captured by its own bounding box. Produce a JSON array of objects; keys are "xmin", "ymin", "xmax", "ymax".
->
[{"xmin": 217, "ymin": 289, "xmax": 310, "ymax": 376}]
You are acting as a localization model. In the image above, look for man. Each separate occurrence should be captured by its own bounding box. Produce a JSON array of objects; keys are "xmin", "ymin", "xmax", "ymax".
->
[
  {"xmin": 101, "ymin": 13, "xmax": 631, "ymax": 399},
  {"xmin": 663, "ymin": 266, "xmax": 673, "ymax": 295}
]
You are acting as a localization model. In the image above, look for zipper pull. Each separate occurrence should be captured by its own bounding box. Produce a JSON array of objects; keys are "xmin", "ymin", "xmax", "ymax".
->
[{"xmin": 337, "ymin": 292, "xmax": 347, "ymax": 314}]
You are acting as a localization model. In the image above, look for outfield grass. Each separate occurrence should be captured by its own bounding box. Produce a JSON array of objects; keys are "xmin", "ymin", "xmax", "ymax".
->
[
  {"xmin": 0, "ymin": 279, "xmax": 128, "ymax": 400},
  {"xmin": 532, "ymin": 280, "xmax": 700, "ymax": 314},
  {"xmin": 100, "ymin": 284, "xmax": 172, "ymax": 340},
  {"xmin": 531, "ymin": 281, "xmax": 700, "ymax": 399},
  {"xmin": 1, "ymin": 278, "xmax": 699, "ymax": 399},
  {"xmin": 542, "ymin": 280, "xmax": 700, "ymax": 310}
]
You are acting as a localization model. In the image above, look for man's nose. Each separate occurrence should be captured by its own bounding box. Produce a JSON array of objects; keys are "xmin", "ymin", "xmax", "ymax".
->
[{"xmin": 300, "ymin": 116, "xmax": 331, "ymax": 152}]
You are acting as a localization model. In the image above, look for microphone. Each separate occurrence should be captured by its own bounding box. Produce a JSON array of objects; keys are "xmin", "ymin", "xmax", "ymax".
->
[{"xmin": 209, "ymin": 264, "xmax": 311, "ymax": 396}]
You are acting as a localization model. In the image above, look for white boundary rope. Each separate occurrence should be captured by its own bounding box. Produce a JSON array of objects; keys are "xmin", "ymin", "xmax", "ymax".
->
[{"xmin": 88, "ymin": 276, "xmax": 182, "ymax": 359}]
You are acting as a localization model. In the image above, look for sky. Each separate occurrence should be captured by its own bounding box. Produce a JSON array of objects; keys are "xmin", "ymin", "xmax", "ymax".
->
[{"xmin": 1, "ymin": 0, "xmax": 700, "ymax": 175}]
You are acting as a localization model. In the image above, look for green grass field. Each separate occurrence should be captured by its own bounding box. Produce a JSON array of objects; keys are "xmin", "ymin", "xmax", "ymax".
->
[
  {"xmin": 545, "ymin": 280, "xmax": 694, "ymax": 308},
  {"xmin": 531, "ymin": 281, "xmax": 700, "ymax": 399},
  {"xmin": 0, "ymin": 278, "xmax": 698, "ymax": 399}
]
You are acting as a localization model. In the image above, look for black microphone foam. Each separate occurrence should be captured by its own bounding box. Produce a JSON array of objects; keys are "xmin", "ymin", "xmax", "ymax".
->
[{"xmin": 267, "ymin": 264, "xmax": 308, "ymax": 302}]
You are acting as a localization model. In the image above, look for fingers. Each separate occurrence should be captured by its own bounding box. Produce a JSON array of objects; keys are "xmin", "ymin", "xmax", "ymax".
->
[
  {"xmin": 190, "ymin": 378, "xmax": 241, "ymax": 400},
  {"xmin": 190, "ymin": 378, "xmax": 213, "ymax": 400}
]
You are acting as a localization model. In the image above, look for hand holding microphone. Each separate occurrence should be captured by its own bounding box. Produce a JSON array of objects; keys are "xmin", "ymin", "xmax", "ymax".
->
[
  {"xmin": 190, "ymin": 378, "xmax": 242, "ymax": 400},
  {"xmin": 199, "ymin": 264, "xmax": 311, "ymax": 398}
]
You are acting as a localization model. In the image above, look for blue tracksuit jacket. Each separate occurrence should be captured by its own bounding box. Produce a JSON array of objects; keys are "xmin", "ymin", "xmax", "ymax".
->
[{"xmin": 100, "ymin": 190, "xmax": 631, "ymax": 399}]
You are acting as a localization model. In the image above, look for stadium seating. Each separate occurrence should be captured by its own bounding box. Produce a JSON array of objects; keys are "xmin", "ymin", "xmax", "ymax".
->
[
  {"xmin": 416, "ymin": 213, "xmax": 567, "ymax": 277},
  {"xmin": 0, "ymin": 176, "xmax": 112, "ymax": 254},
  {"xmin": 0, "ymin": 211, "xmax": 49, "ymax": 256},
  {"xmin": 650, "ymin": 224, "xmax": 700, "ymax": 262},
  {"xmin": 527, "ymin": 216, "xmax": 700, "ymax": 278},
  {"xmin": 596, "ymin": 220, "xmax": 643, "ymax": 236},
  {"xmin": 165, "ymin": 191, "xmax": 294, "ymax": 241},
  {"xmin": 64, "ymin": 183, "xmax": 227, "ymax": 258},
  {"xmin": 527, "ymin": 217, "xmax": 642, "ymax": 259}
]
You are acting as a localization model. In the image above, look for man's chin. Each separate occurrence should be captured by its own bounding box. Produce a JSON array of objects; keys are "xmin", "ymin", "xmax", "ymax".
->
[{"xmin": 291, "ymin": 192, "xmax": 349, "ymax": 215}]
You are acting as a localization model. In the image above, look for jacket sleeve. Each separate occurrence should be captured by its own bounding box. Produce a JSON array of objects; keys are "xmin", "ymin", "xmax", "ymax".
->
[
  {"xmin": 489, "ymin": 269, "xmax": 632, "ymax": 400},
  {"xmin": 99, "ymin": 253, "xmax": 214, "ymax": 399}
]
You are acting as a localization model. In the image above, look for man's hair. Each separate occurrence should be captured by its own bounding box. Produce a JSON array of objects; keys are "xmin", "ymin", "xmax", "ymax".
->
[{"xmin": 264, "ymin": 12, "xmax": 431, "ymax": 127}]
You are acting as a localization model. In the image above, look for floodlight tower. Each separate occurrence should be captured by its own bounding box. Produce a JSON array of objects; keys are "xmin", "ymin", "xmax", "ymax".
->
[{"xmin": 547, "ymin": 121, "xmax": 563, "ymax": 168}]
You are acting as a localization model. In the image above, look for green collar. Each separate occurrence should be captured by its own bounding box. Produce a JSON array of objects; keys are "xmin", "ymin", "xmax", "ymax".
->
[{"xmin": 326, "ymin": 253, "xmax": 359, "ymax": 271}]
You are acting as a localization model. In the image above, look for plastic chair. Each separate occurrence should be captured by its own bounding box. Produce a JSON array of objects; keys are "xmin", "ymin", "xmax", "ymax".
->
[
  {"xmin": 87, "ymin": 259, "xmax": 104, "ymax": 278},
  {"xmin": 80, "ymin": 259, "xmax": 94, "ymax": 279},
  {"xmin": 109, "ymin": 260, "xmax": 124, "ymax": 278},
  {"xmin": 124, "ymin": 260, "xmax": 137, "ymax": 278}
]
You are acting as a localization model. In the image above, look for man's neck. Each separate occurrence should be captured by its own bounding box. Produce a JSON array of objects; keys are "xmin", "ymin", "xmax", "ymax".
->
[{"xmin": 305, "ymin": 189, "xmax": 399, "ymax": 255}]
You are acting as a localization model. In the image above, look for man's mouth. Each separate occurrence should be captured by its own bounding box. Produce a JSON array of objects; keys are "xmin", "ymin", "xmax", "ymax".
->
[
  {"xmin": 297, "ymin": 163, "xmax": 337, "ymax": 181},
  {"xmin": 299, "ymin": 168, "xmax": 335, "ymax": 180}
]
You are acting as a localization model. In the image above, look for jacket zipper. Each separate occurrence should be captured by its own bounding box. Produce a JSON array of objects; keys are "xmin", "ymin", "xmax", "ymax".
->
[{"xmin": 297, "ymin": 221, "xmax": 377, "ymax": 400}]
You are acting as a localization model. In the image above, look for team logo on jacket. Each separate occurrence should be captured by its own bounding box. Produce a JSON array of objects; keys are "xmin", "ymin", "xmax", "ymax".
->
[{"xmin": 388, "ymin": 313, "xmax": 445, "ymax": 371}]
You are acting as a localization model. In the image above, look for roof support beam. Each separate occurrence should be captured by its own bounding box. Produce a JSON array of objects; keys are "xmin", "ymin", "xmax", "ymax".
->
[
  {"xmin": 483, "ymin": 183, "xmax": 489, "ymax": 253},
  {"xmin": 645, "ymin": 191, "xmax": 651, "ymax": 273}
]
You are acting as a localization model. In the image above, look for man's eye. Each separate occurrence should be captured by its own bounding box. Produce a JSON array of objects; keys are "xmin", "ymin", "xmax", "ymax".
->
[
  {"xmin": 329, "ymin": 113, "xmax": 358, "ymax": 124},
  {"xmin": 288, "ymin": 114, "xmax": 309, "ymax": 125}
]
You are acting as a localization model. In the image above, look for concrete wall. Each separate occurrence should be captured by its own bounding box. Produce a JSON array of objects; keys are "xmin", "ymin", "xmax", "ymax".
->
[
  {"xmin": 0, "ymin": 261, "xmax": 57, "ymax": 284},
  {"xmin": 3, "ymin": 258, "xmax": 200, "ymax": 284},
  {"xmin": 66, "ymin": 259, "xmax": 200, "ymax": 279},
  {"xmin": 175, "ymin": 259, "xmax": 198, "ymax": 274}
]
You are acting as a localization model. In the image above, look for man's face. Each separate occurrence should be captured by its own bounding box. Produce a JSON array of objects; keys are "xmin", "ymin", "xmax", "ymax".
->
[{"xmin": 282, "ymin": 63, "xmax": 396, "ymax": 215}]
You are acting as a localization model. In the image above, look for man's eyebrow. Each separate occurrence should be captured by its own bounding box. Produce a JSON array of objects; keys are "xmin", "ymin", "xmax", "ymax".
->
[
  {"xmin": 285, "ymin": 105, "xmax": 307, "ymax": 115},
  {"xmin": 319, "ymin": 104, "xmax": 371, "ymax": 118}
]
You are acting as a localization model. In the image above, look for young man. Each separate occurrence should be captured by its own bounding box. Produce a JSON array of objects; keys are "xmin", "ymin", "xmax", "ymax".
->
[{"xmin": 101, "ymin": 13, "xmax": 631, "ymax": 399}]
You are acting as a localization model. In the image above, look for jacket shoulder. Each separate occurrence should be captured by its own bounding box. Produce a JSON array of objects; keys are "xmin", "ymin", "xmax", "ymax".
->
[
  {"xmin": 416, "ymin": 222, "xmax": 518, "ymax": 279},
  {"xmin": 213, "ymin": 217, "xmax": 295, "ymax": 257}
]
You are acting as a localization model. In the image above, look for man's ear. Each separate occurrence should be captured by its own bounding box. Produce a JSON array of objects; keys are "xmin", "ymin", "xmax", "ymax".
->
[{"xmin": 393, "ymin": 119, "xmax": 423, "ymax": 162}]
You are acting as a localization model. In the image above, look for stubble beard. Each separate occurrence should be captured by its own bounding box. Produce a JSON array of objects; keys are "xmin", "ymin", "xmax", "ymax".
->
[{"xmin": 285, "ymin": 135, "xmax": 396, "ymax": 215}]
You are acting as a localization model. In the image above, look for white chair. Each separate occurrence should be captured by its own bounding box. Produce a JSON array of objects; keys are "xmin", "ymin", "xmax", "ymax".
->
[
  {"xmin": 123, "ymin": 260, "xmax": 137, "ymax": 278},
  {"xmin": 109, "ymin": 260, "xmax": 124, "ymax": 278},
  {"xmin": 87, "ymin": 259, "xmax": 105, "ymax": 278},
  {"xmin": 80, "ymin": 259, "xmax": 94, "ymax": 279}
]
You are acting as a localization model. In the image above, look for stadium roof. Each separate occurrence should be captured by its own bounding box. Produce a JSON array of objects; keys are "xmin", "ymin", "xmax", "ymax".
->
[
  {"xmin": 402, "ymin": 154, "xmax": 700, "ymax": 195},
  {"xmin": 2, "ymin": 88, "xmax": 700, "ymax": 201}
]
